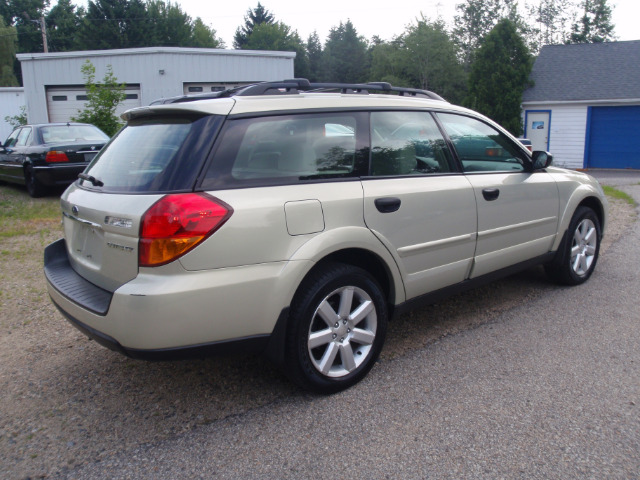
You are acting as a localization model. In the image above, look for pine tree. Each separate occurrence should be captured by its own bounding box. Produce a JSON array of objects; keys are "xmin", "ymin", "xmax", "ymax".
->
[
  {"xmin": 233, "ymin": 2, "xmax": 275, "ymax": 49},
  {"xmin": 322, "ymin": 20, "xmax": 368, "ymax": 83},
  {"xmin": 465, "ymin": 19, "xmax": 532, "ymax": 135}
]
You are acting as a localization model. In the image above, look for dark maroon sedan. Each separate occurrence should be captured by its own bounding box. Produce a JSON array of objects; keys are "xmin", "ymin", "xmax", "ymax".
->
[{"xmin": 0, "ymin": 123, "xmax": 109, "ymax": 197}]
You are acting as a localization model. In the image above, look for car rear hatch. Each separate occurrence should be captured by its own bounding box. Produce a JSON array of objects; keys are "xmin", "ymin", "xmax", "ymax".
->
[{"xmin": 51, "ymin": 103, "xmax": 231, "ymax": 295}]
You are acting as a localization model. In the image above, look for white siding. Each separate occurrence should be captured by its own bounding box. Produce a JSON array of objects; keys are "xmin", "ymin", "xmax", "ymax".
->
[
  {"xmin": 0, "ymin": 88, "xmax": 25, "ymax": 142},
  {"xmin": 523, "ymin": 103, "xmax": 588, "ymax": 169},
  {"xmin": 17, "ymin": 48, "xmax": 295, "ymax": 124}
]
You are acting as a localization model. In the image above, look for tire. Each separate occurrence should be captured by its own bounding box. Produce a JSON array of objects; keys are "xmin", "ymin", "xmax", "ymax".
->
[
  {"xmin": 24, "ymin": 166, "xmax": 46, "ymax": 198},
  {"xmin": 545, "ymin": 206, "xmax": 601, "ymax": 285},
  {"xmin": 285, "ymin": 263, "xmax": 388, "ymax": 394}
]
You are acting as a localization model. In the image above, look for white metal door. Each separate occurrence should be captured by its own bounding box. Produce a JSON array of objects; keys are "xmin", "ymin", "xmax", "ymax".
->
[{"xmin": 526, "ymin": 111, "xmax": 550, "ymax": 152}]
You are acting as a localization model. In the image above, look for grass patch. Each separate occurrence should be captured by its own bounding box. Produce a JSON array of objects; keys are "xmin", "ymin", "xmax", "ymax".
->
[
  {"xmin": 0, "ymin": 185, "xmax": 61, "ymax": 238},
  {"xmin": 603, "ymin": 185, "xmax": 637, "ymax": 207}
]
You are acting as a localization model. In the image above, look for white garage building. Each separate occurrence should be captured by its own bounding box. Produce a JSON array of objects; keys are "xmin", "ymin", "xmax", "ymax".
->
[{"xmin": 16, "ymin": 47, "xmax": 296, "ymax": 125}]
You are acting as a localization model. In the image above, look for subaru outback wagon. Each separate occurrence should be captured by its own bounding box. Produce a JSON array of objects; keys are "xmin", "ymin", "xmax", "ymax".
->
[{"xmin": 44, "ymin": 79, "xmax": 607, "ymax": 393}]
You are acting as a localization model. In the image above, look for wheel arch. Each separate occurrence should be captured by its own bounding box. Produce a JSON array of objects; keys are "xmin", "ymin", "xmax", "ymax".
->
[{"xmin": 552, "ymin": 188, "xmax": 607, "ymax": 252}]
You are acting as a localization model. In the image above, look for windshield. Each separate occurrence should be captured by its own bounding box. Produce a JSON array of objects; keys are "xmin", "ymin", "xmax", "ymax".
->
[
  {"xmin": 41, "ymin": 125, "xmax": 109, "ymax": 143},
  {"xmin": 80, "ymin": 114, "xmax": 223, "ymax": 193}
]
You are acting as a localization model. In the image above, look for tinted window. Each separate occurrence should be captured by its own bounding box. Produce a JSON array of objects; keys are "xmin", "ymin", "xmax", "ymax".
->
[
  {"xmin": 201, "ymin": 113, "xmax": 367, "ymax": 189},
  {"xmin": 16, "ymin": 127, "xmax": 32, "ymax": 147},
  {"xmin": 370, "ymin": 111, "xmax": 453, "ymax": 176},
  {"xmin": 4, "ymin": 128, "xmax": 21, "ymax": 147},
  {"xmin": 437, "ymin": 113, "xmax": 527, "ymax": 172},
  {"xmin": 81, "ymin": 115, "xmax": 223, "ymax": 193},
  {"xmin": 40, "ymin": 125, "xmax": 109, "ymax": 144}
]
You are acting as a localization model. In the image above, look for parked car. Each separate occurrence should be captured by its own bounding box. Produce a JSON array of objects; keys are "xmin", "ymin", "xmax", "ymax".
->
[
  {"xmin": 0, "ymin": 123, "xmax": 109, "ymax": 197},
  {"xmin": 44, "ymin": 80, "xmax": 607, "ymax": 393}
]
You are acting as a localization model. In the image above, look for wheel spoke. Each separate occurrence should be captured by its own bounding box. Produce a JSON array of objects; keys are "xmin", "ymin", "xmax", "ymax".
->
[
  {"xmin": 318, "ymin": 342, "xmax": 339, "ymax": 375},
  {"xmin": 339, "ymin": 342, "xmax": 357, "ymax": 372},
  {"xmin": 573, "ymin": 228, "xmax": 583, "ymax": 244},
  {"xmin": 584, "ymin": 226, "xmax": 596, "ymax": 244},
  {"xmin": 349, "ymin": 300, "xmax": 374, "ymax": 326},
  {"xmin": 579, "ymin": 253, "xmax": 590, "ymax": 273},
  {"xmin": 572, "ymin": 253, "xmax": 583, "ymax": 272},
  {"xmin": 585, "ymin": 245, "xmax": 596, "ymax": 256},
  {"xmin": 350, "ymin": 328, "xmax": 375, "ymax": 345},
  {"xmin": 316, "ymin": 300, "xmax": 339, "ymax": 327},
  {"xmin": 308, "ymin": 329, "xmax": 334, "ymax": 349},
  {"xmin": 338, "ymin": 287, "xmax": 354, "ymax": 319}
]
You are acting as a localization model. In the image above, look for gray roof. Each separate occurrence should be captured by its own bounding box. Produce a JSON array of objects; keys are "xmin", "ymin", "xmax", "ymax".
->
[{"xmin": 522, "ymin": 40, "xmax": 640, "ymax": 103}]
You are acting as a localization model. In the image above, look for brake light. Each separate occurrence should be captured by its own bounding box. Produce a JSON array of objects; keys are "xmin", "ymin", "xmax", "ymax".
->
[
  {"xmin": 139, "ymin": 193, "xmax": 233, "ymax": 267},
  {"xmin": 46, "ymin": 151, "xmax": 69, "ymax": 162}
]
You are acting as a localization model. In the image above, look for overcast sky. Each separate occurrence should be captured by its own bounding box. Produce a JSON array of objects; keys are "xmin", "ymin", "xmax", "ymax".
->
[
  {"xmin": 171, "ymin": 0, "xmax": 639, "ymax": 47},
  {"xmin": 74, "ymin": 0, "xmax": 640, "ymax": 47}
]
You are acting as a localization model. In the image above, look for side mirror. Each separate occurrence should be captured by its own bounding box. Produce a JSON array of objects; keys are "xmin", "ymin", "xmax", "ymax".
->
[{"xmin": 532, "ymin": 150, "xmax": 553, "ymax": 170}]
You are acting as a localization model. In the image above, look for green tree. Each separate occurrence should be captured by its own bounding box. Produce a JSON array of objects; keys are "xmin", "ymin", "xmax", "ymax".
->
[
  {"xmin": 72, "ymin": 60, "xmax": 126, "ymax": 136},
  {"xmin": 77, "ymin": 0, "xmax": 150, "ymax": 50},
  {"xmin": 191, "ymin": 17, "xmax": 224, "ymax": 48},
  {"xmin": 243, "ymin": 22, "xmax": 309, "ymax": 78},
  {"xmin": 306, "ymin": 31, "xmax": 323, "ymax": 82},
  {"xmin": 46, "ymin": 0, "xmax": 83, "ymax": 52},
  {"xmin": 567, "ymin": 0, "xmax": 615, "ymax": 43},
  {"xmin": 233, "ymin": 2, "xmax": 274, "ymax": 49},
  {"xmin": 147, "ymin": 0, "xmax": 192, "ymax": 47},
  {"xmin": 4, "ymin": 106, "xmax": 28, "ymax": 127},
  {"xmin": 370, "ymin": 17, "xmax": 466, "ymax": 103},
  {"xmin": 322, "ymin": 20, "xmax": 368, "ymax": 83},
  {"xmin": 401, "ymin": 17, "xmax": 467, "ymax": 102},
  {"xmin": 0, "ymin": 15, "xmax": 19, "ymax": 86},
  {"xmin": 453, "ymin": 0, "xmax": 503, "ymax": 69},
  {"xmin": 465, "ymin": 18, "xmax": 533, "ymax": 135}
]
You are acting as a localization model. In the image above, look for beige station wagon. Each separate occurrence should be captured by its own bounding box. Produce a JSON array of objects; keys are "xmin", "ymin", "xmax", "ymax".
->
[{"xmin": 44, "ymin": 80, "xmax": 607, "ymax": 393}]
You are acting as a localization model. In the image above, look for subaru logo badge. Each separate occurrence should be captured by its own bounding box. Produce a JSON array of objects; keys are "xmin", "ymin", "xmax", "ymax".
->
[{"xmin": 72, "ymin": 205, "xmax": 79, "ymax": 215}]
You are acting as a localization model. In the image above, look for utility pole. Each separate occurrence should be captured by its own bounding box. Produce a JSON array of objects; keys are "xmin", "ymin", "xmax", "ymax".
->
[{"xmin": 40, "ymin": 16, "xmax": 48, "ymax": 53}]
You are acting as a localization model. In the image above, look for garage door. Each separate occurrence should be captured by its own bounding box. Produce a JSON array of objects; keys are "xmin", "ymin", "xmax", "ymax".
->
[
  {"xmin": 585, "ymin": 105, "xmax": 640, "ymax": 169},
  {"xmin": 183, "ymin": 82, "xmax": 252, "ymax": 95},
  {"xmin": 46, "ymin": 86, "xmax": 141, "ymax": 123}
]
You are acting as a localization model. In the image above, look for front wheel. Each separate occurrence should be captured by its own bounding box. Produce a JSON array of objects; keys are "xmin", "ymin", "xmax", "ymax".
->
[
  {"xmin": 285, "ymin": 263, "xmax": 388, "ymax": 394},
  {"xmin": 545, "ymin": 206, "xmax": 601, "ymax": 285}
]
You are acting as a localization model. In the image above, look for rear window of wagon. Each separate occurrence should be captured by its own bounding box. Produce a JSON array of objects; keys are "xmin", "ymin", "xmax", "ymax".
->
[{"xmin": 79, "ymin": 114, "xmax": 223, "ymax": 193}]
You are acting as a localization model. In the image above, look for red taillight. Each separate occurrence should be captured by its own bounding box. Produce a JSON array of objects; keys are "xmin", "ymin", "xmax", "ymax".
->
[
  {"xmin": 46, "ymin": 151, "xmax": 69, "ymax": 162},
  {"xmin": 139, "ymin": 193, "xmax": 233, "ymax": 267}
]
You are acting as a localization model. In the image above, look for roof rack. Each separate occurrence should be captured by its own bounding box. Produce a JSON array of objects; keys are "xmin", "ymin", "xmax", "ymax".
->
[
  {"xmin": 158, "ymin": 79, "xmax": 445, "ymax": 104},
  {"xmin": 235, "ymin": 79, "xmax": 446, "ymax": 101}
]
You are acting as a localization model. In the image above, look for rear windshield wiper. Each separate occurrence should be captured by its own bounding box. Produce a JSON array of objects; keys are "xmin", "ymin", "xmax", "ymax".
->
[{"xmin": 78, "ymin": 173, "xmax": 104, "ymax": 187}]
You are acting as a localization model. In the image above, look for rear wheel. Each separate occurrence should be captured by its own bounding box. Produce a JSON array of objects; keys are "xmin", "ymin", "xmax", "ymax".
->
[
  {"xmin": 285, "ymin": 263, "xmax": 388, "ymax": 394},
  {"xmin": 24, "ymin": 166, "xmax": 46, "ymax": 198},
  {"xmin": 545, "ymin": 206, "xmax": 601, "ymax": 285}
]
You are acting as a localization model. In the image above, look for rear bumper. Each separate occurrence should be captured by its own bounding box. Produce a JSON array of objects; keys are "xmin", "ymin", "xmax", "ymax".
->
[
  {"xmin": 44, "ymin": 239, "xmax": 309, "ymax": 356},
  {"xmin": 33, "ymin": 164, "xmax": 86, "ymax": 186}
]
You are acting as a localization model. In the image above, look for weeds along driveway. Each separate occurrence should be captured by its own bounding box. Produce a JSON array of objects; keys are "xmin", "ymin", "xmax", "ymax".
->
[{"xmin": 0, "ymin": 182, "xmax": 636, "ymax": 479}]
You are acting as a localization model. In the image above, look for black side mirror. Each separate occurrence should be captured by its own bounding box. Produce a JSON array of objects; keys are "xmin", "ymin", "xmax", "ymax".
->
[{"xmin": 532, "ymin": 150, "xmax": 553, "ymax": 170}]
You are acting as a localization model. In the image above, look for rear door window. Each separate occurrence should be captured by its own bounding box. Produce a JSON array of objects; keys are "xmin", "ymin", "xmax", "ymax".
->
[
  {"xmin": 370, "ymin": 111, "xmax": 454, "ymax": 176},
  {"xmin": 201, "ymin": 112, "xmax": 368, "ymax": 189},
  {"xmin": 80, "ymin": 114, "xmax": 222, "ymax": 193}
]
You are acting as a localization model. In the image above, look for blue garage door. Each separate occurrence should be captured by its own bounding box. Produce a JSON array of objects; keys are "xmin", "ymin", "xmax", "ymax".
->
[{"xmin": 586, "ymin": 105, "xmax": 640, "ymax": 169}]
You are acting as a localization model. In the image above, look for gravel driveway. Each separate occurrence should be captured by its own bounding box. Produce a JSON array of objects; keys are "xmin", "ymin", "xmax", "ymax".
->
[{"xmin": 0, "ymin": 173, "xmax": 637, "ymax": 479}]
